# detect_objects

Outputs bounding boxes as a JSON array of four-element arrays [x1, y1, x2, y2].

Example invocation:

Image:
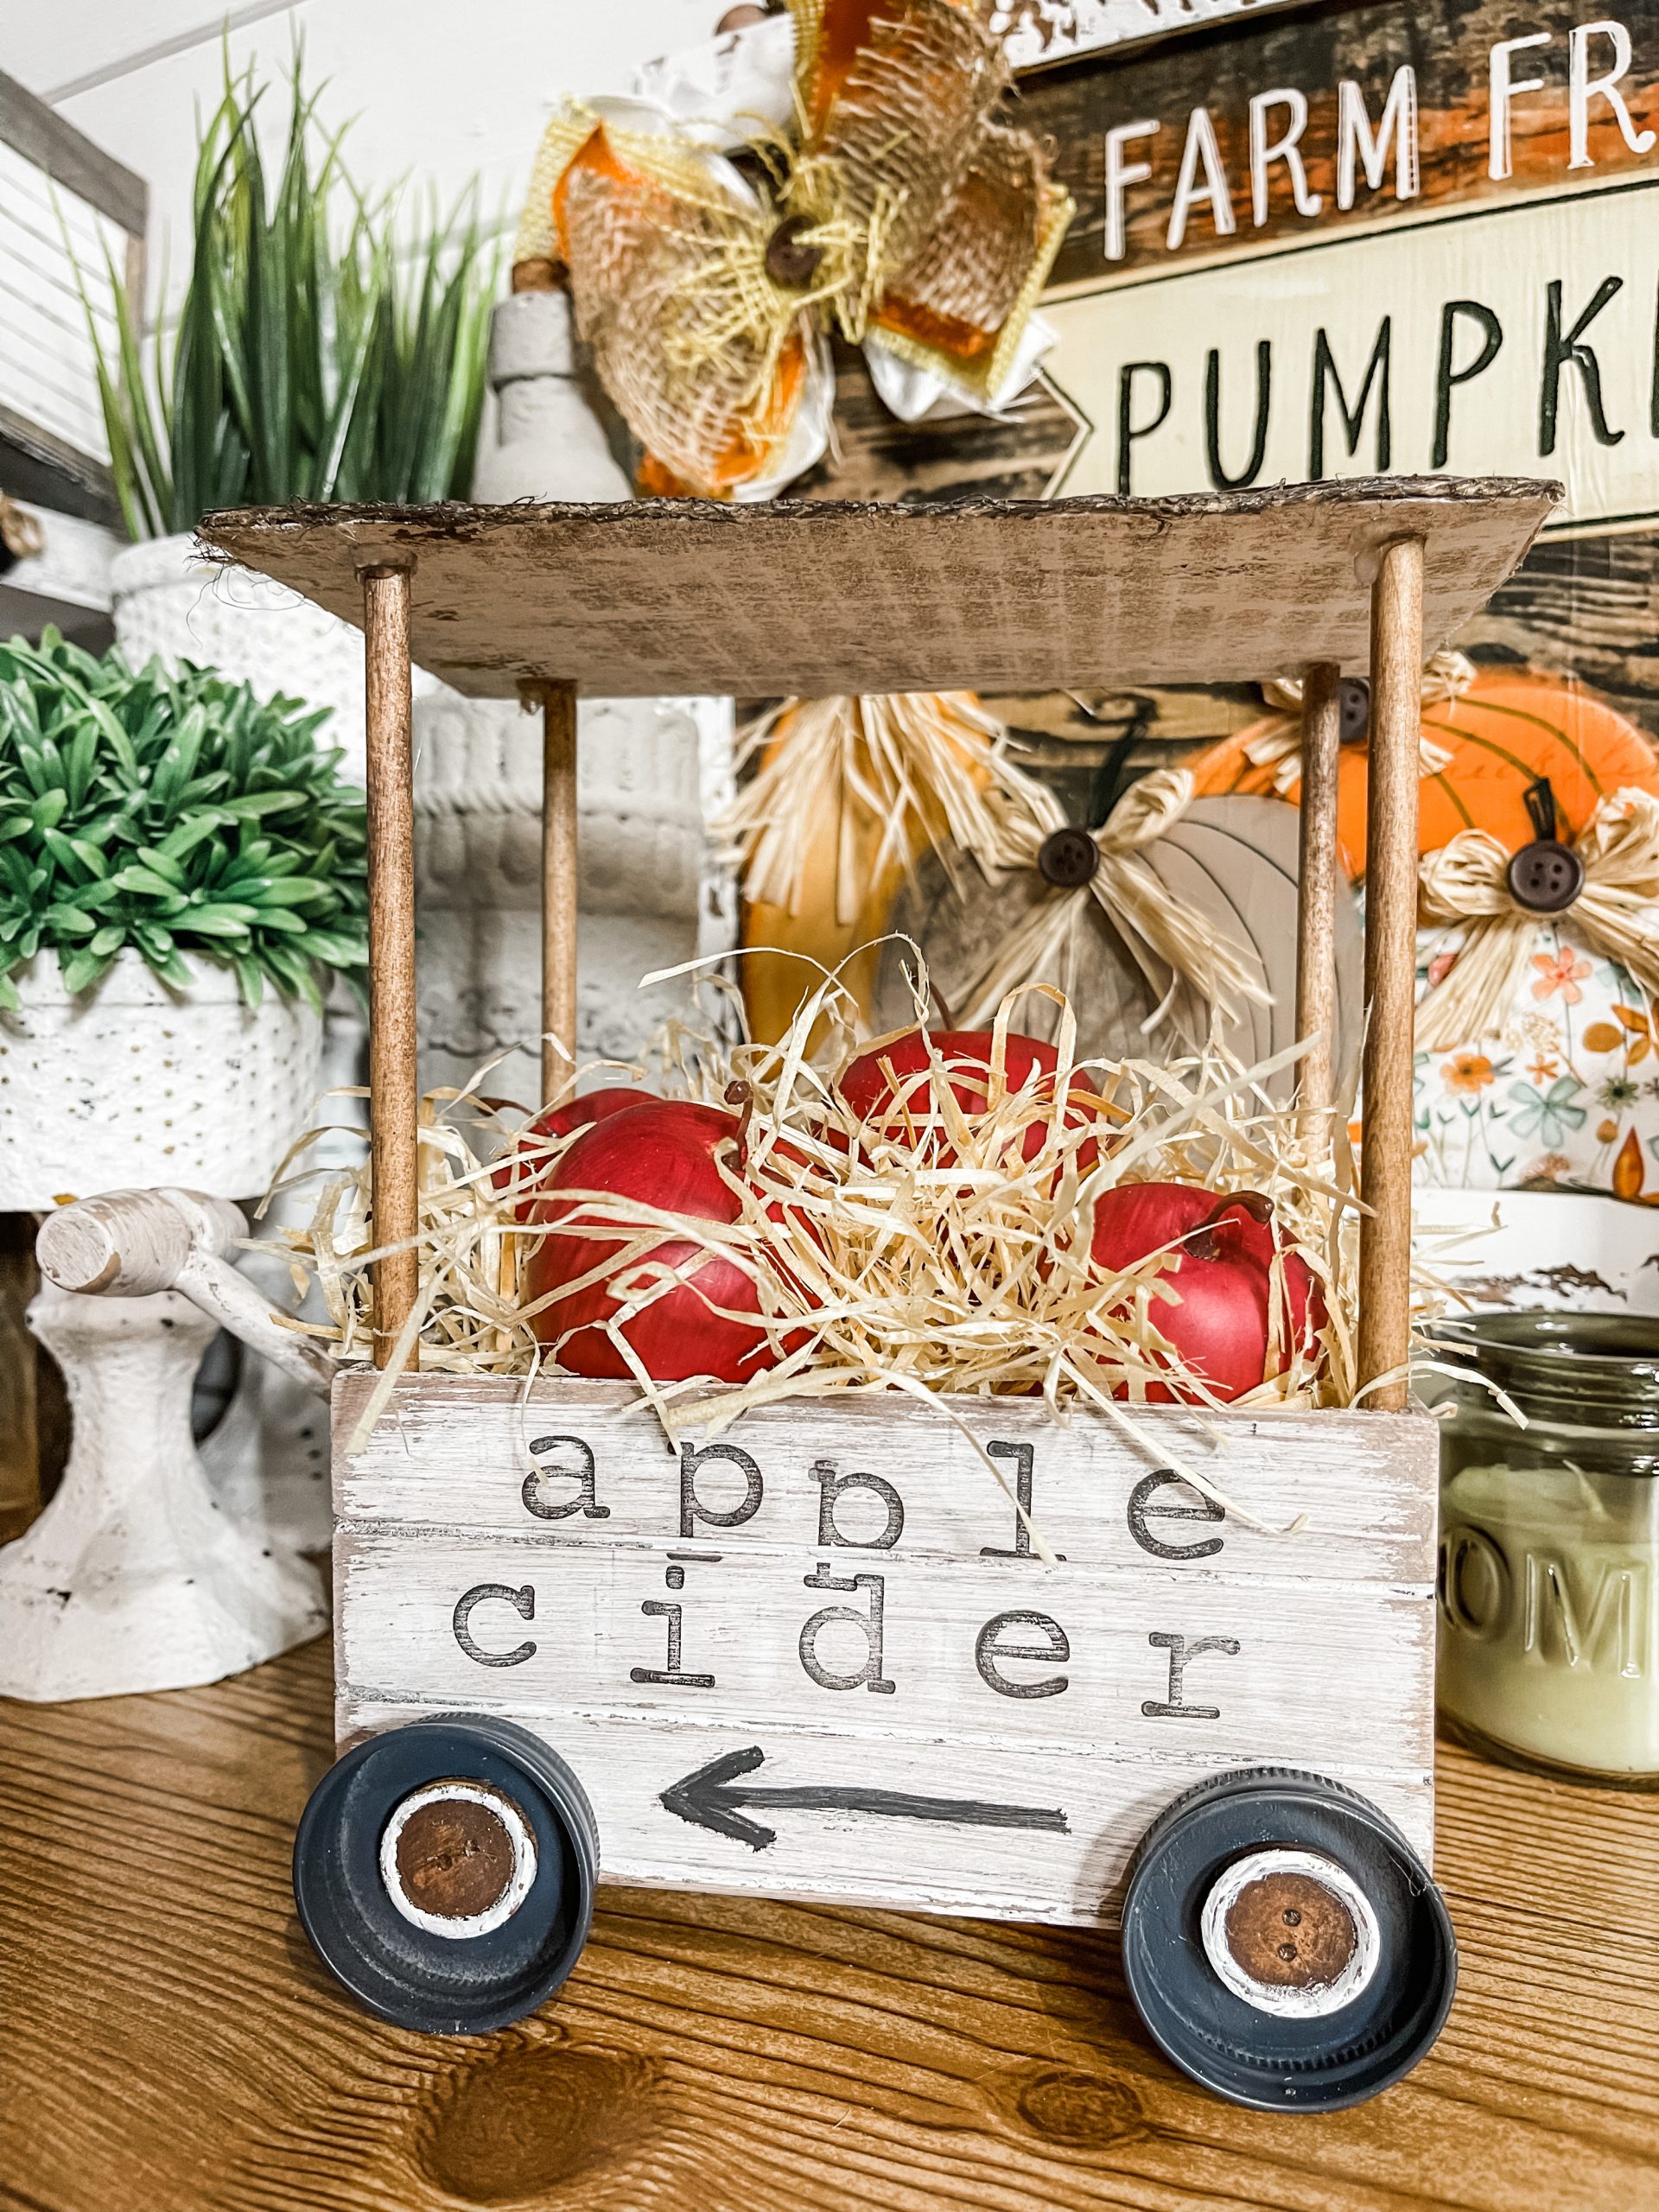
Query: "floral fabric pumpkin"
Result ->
[[1412, 915, 1659, 1196]]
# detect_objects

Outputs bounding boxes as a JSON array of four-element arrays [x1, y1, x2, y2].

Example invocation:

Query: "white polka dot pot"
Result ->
[[0, 950, 323, 1209], [111, 533, 444, 787]]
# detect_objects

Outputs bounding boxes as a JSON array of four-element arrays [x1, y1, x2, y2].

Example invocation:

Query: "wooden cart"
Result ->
[[193, 479, 1554, 2107]]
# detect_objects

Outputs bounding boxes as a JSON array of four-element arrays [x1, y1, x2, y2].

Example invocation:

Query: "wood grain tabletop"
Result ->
[[1, 1634, 1656, 2212]]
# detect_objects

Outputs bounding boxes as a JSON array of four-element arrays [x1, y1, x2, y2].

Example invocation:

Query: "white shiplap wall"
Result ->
[[0, 137, 126, 466]]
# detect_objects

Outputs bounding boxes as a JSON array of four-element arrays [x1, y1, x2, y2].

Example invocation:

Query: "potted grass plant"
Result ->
[[0, 628, 367, 1208], [81, 58, 498, 782]]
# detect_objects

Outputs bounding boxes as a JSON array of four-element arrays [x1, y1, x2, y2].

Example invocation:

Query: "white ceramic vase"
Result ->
[[111, 532, 446, 787], [416, 292, 737, 1101]]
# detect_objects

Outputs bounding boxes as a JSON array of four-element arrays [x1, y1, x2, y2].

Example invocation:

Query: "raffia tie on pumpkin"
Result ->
[[1247, 652, 1475, 795], [956, 768, 1271, 1035], [718, 691, 1052, 925], [1415, 787, 1659, 1051]]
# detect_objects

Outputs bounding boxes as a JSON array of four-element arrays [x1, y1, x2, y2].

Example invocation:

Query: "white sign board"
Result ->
[[0, 137, 124, 470], [335, 1377, 1438, 1924], [1045, 175, 1659, 535]]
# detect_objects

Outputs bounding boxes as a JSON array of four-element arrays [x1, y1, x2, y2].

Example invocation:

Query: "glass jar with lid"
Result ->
[[1421, 1313, 1659, 1787]]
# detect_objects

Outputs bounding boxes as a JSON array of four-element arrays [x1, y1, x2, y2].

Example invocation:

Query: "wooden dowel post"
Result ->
[[1294, 661, 1342, 1143], [362, 564, 420, 1372], [1357, 537, 1425, 1411], [538, 679, 580, 1109]]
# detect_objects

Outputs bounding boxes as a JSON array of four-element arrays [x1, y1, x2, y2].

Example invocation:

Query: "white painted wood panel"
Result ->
[[334, 1376, 1440, 1586], [0, 139, 124, 466], [992, 0, 1317, 73], [339, 1694, 1434, 1924], [333, 1377, 1438, 1923], [336, 1528, 1434, 1758]]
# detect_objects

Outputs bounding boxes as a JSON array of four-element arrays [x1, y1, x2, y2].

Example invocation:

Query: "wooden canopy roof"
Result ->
[[198, 475, 1558, 702]]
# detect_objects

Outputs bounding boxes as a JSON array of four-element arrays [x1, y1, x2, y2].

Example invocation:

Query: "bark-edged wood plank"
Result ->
[[1, 1638, 1656, 2212], [196, 480, 1559, 702]]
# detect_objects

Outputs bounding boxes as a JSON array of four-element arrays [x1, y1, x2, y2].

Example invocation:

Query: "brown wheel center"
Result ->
[[1223, 1870, 1358, 1991], [393, 1792, 518, 1922]]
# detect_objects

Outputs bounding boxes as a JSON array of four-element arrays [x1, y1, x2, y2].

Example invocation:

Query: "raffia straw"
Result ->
[[1247, 650, 1473, 793], [262, 952, 1450, 1539], [956, 768, 1271, 1039], [718, 691, 1051, 925]]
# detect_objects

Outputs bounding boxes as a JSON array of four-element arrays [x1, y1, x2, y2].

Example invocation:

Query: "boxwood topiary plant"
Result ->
[[0, 629, 367, 1011]]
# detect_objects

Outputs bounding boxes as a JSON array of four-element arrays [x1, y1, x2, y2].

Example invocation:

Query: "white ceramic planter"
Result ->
[[0, 950, 322, 1208], [111, 532, 438, 787], [414, 295, 738, 1102], [414, 689, 734, 1094]]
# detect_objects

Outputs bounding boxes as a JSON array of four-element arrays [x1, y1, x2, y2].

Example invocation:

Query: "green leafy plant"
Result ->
[[0, 629, 367, 1011], [80, 56, 497, 540]]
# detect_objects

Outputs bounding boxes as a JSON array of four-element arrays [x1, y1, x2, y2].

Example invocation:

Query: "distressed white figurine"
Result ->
[[0, 1190, 330, 1702]]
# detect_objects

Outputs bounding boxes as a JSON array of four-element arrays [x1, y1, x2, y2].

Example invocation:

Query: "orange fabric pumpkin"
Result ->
[[1187, 667, 1659, 877]]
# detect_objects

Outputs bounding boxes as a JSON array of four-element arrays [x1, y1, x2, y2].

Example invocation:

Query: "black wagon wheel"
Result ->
[[293, 1714, 598, 2034], [1121, 1766, 1456, 2112]]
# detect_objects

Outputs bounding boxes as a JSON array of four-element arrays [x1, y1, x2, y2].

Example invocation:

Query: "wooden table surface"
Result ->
[[2, 1635, 1656, 2212]]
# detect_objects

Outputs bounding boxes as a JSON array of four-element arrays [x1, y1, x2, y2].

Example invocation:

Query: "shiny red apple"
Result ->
[[1089, 1180, 1324, 1402], [840, 1027, 1102, 1164], [493, 1087, 658, 1217], [523, 1097, 791, 1382]]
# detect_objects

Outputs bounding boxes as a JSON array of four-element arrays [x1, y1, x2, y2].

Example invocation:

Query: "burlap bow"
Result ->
[[1415, 788, 1659, 1050], [956, 768, 1270, 1035], [515, 0, 1071, 499], [1246, 652, 1475, 794]]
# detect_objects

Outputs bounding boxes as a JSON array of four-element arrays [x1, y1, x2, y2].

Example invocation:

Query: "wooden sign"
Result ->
[[994, 0, 1319, 74], [334, 1376, 1438, 1923], [1043, 179, 1659, 529], [1015, 0, 1659, 531]]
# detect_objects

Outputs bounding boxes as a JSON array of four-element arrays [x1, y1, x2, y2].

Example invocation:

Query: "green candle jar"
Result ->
[[1421, 1313, 1659, 1788]]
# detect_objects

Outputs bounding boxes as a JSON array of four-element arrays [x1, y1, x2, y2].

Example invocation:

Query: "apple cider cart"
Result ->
[[75, 480, 1558, 2108]]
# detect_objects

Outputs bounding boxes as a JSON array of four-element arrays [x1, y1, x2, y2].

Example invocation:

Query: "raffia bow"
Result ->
[[719, 690, 1052, 924], [515, 0, 1071, 499], [1246, 652, 1475, 795], [1415, 787, 1659, 1050], [955, 768, 1271, 1034]]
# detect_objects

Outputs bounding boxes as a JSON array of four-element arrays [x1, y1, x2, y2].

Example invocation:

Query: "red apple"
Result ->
[[493, 1087, 658, 1217], [523, 1097, 791, 1382], [840, 1028, 1102, 1165], [1088, 1181, 1324, 1402]]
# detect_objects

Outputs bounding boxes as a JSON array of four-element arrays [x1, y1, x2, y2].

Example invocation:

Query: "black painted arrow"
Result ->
[[659, 1745, 1070, 1852]]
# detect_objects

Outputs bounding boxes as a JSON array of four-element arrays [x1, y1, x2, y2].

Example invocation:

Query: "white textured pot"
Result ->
[[111, 532, 448, 787], [0, 950, 322, 1208]]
